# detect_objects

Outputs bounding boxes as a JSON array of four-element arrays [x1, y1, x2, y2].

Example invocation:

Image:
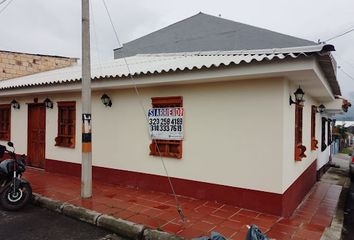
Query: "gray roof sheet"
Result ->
[[0, 44, 341, 96], [114, 13, 316, 59]]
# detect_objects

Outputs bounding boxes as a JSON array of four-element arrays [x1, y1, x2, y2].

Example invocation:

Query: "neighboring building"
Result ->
[[0, 13, 348, 217], [0, 50, 77, 80], [335, 92, 354, 121]]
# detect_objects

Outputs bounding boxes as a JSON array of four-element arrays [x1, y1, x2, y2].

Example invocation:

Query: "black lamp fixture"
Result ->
[[10, 99, 20, 109], [44, 98, 53, 109], [317, 104, 326, 113], [101, 93, 112, 107], [289, 86, 305, 105]]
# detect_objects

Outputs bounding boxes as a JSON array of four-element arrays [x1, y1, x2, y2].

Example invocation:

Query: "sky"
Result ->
[[0, 0, 354, 97]]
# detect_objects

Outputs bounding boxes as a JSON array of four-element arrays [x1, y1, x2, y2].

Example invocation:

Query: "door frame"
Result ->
[[27, 103, 46, 169]]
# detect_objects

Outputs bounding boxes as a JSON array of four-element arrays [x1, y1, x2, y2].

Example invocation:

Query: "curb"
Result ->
[[62, 203, 102, 225], [96, 214, 145, 240], [31, 193, 63, 213], [31, 193, 184, 240], [143, 229, 184, 240]]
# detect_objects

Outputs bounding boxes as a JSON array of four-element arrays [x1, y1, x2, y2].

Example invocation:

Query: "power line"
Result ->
[[338, 66, 354, 81], [0, 0, 13, 15], [333, 53, 354, 69], [100, 0, 185, 223], [0, 0, 8, 6], [325, 27, 354, 42], [101, 0, 122, 48]]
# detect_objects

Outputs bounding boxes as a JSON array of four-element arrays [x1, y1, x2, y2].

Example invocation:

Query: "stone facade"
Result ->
[[0, 51, 77, 80]]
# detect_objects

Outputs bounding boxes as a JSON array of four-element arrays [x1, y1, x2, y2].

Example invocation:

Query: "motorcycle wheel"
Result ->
[[0, 183, 32, 211]]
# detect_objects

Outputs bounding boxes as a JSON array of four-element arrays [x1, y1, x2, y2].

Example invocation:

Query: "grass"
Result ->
[[340, 147, 352, 154]]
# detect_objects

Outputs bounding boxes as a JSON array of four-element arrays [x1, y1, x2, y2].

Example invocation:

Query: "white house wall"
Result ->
[[282, 80, 323, 192], [1, 76, 333, 195], [0, 97, 28, 153], [0, 77, 286, 194], [92, 78, 285, 193], [0, 95, 82, 163]]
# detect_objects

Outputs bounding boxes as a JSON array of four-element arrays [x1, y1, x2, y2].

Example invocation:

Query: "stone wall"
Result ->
[[0, 51, 77, 80]]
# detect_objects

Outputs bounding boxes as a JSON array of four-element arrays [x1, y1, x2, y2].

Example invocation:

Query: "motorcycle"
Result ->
[[0, 141, 32, 210]]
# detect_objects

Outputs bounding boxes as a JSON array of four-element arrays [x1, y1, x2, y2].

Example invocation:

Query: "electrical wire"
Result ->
[[100, 0, 185, 223], [325, 27, 354, 42], [101, 0, 122, 48], [0, 0, 13, 15], [338, 66, 354, 81], [0, 0, 8, 6], [333, 52, 354, 70]]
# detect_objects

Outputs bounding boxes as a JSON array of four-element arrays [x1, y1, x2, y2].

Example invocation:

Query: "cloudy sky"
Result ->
[[1, 0, 354, 97]]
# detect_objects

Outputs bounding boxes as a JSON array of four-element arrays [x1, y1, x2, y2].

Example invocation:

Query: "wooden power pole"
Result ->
[[81, 0, 92, 198]]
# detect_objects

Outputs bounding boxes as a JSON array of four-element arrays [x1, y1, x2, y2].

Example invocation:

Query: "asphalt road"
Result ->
[[0, 204, 124, 240]]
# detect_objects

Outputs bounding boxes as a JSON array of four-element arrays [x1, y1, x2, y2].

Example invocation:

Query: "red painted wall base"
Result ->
[[45, 159, 317, 217]]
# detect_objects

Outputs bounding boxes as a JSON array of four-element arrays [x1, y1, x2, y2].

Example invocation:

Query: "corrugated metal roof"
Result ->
[[0, 44, 341, 96]]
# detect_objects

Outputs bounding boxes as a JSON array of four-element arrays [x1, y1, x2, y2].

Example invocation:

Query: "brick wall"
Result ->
[[0, 51, 77, 80]]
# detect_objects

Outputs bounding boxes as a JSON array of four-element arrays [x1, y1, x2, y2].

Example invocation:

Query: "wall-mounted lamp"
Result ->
[[317, 104, 326, 113], [289, 86, 305, 105], [10, 99, 20, 109], [44, 98, 53, 109], [101, 94, 112, 107]]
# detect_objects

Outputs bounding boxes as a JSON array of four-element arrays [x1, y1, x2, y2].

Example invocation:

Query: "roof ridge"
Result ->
[[135, 44, 332, 57]]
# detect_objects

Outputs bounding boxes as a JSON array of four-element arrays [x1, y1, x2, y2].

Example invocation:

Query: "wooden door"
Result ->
[[27, 104, 46, 168]]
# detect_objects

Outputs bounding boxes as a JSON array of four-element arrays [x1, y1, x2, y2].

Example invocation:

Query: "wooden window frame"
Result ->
[[294, 104, 306, 161], [321, 117, 327, 152], [149, 96, 183, 159], [311, 105, 318, 150], [0, 104, 11, 141], [55, 101, 76, 148]]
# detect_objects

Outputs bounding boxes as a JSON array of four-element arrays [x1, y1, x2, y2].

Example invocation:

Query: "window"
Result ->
[[0, 104, 10, 141], [327, 119, 332, 146], [321, 117, 327, 152], [55, 101, 76, 148], [149, 96, 183, 159], [294, 104, 306, 161], [311, 105, 318, 150]]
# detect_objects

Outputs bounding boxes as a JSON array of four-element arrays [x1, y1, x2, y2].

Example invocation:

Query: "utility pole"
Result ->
[[81, 0, 92, 198]]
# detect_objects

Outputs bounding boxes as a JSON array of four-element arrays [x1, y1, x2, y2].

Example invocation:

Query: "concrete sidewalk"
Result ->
[[320, 153, 351, 240], [25, 156, 349, 240]]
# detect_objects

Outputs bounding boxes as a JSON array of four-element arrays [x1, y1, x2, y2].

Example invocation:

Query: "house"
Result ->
[[0, 13, 348, 217]]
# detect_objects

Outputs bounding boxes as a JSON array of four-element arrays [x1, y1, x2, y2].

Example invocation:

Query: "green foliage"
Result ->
[[337, 124, 348, 139], [340, 147, 352, 154]]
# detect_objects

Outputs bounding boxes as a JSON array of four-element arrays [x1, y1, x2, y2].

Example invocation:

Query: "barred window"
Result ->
[[321, 117, 327, 152], [295, 104, 306, 161], [149, 96, 183, 159], [311, 105, 318, 150], [55, 101, 76, 148], [0, 104, 10, 141]]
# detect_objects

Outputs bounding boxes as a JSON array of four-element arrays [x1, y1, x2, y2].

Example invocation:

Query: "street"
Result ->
[[0, 204, 123, 240]]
